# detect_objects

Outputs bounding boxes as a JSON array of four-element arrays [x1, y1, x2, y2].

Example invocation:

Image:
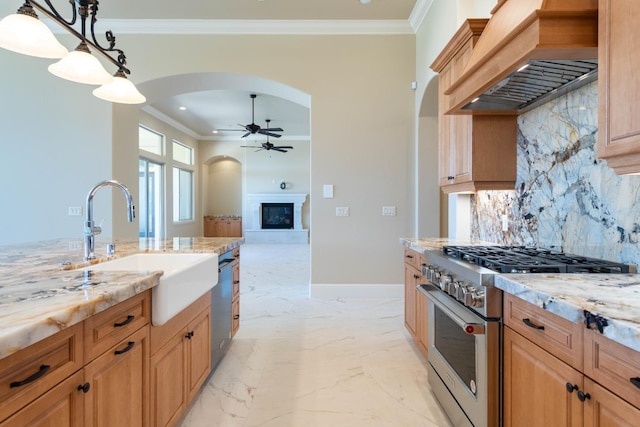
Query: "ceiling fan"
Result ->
[[241, 120, 294, 153], [218, 94, 284, 138]]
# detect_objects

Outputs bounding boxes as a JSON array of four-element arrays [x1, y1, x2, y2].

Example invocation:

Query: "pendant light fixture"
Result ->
[[0, 0, 145, 104]]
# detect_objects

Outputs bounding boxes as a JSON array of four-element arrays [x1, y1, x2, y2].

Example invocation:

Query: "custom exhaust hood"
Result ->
[[445, 0, 598, 114]]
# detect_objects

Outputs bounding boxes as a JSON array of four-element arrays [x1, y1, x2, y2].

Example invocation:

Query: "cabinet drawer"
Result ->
[[404, 248, 423, 270], [84, 291, 150, 362], [232, 298, 240, 338], [504, 293, 583, 369], [0, 322, 83, 421], [584, 329, 640, 409]]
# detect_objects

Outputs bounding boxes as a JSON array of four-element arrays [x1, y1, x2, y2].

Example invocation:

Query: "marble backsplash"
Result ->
[[471, 81, 640, 266]]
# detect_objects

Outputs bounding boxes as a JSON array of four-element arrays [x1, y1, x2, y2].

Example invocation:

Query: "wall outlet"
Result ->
[[382, 206, 396, 216], [501, 214, 509, 232], [68, 206, 82, 216], [336, 207, 350, 217]]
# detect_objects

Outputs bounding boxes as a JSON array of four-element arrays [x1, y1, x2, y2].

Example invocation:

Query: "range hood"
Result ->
[[444, 0, 598, 114]]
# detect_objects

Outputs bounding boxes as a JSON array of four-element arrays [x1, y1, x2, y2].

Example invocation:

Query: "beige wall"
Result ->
[[109, 34, 415, 288]]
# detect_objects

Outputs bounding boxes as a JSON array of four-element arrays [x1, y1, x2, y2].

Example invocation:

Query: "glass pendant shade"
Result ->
[[0, 13, 68, 58], [93, 71, 146, 104], [48, 42, 113, 85]]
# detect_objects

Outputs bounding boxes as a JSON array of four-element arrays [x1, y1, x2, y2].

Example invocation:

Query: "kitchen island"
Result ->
[[0, 236, 243, 427], [0, 237, 244, 359]]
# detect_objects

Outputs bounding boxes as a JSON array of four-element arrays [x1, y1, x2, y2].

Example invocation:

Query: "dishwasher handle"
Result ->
[[218, 258, 236, 270]]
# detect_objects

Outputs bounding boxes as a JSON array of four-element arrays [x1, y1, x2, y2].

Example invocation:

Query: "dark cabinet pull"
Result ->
[[566, 382, 578, 393], [577, 391, 591, 402], [9, 365, 51, 388], [630, 377, 640, 389], [233, 314, 240, 320], [114, 315, 135, 328], [413, 274, 420, 279], [233, 280, 240, 284], [522, 318, 545, 330], [185, 331, 194, 340], [406, 254, 414, 259], [114, 341, 135, 355], [77, 383, 91, 394]]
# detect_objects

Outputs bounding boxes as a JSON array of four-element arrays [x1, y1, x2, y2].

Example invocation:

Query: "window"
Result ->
[[139, 126, 164, 155], [173, 167, 193, 221], [173, 140, 193, 165], [139, 158, 164, 238]]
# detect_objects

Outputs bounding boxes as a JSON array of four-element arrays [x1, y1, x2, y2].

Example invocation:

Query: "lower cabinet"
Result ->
[[231, 247, 241, 337], [150, 292, 212, 427], [403, 248, 428, 355], [0, 291, 151, 427], [503, 293, 640, 427], [503, 327, 583, 427], [0, 371, 85, 427], [84, 326, 149, 427]]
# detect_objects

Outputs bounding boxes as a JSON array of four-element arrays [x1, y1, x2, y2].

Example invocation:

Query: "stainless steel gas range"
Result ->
[[417, 245, 629, 427]]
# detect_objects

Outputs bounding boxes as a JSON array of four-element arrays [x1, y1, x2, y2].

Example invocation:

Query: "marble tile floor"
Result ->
[[178, 244, 452, 427]]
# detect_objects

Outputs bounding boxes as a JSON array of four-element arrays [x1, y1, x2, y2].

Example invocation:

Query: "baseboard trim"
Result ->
[[310, 284, 403, 298]]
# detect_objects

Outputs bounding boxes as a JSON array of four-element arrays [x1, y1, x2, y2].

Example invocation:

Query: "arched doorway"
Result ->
[[111, 72, 311, 241]]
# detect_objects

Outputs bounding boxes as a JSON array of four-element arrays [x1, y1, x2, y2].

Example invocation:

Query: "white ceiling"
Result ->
[[108, 0, 420, 140]]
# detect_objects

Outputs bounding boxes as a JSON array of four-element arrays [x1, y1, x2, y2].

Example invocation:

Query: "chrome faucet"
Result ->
[[83, 180, 136, 261]]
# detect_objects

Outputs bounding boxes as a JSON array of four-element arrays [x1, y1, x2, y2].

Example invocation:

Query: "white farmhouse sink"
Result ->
[[84, 253, 219, 325]]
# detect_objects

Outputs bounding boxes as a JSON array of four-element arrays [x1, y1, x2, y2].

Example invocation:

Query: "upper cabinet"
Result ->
[[431, 19, 518, 193], [597, 0, 640, 174]]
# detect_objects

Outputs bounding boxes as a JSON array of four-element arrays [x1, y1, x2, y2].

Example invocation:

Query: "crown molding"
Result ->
[[409, 0, 434, 32], [69, 19, 415, 35]]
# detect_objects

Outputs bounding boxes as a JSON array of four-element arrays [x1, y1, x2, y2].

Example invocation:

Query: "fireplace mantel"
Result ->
[[245, 193, 308, 243]]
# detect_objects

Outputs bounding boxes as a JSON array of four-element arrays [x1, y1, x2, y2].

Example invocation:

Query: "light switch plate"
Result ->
[[336, 207, 350, 217], [382, 206, 396, 216], [323, 184, 334, 199]]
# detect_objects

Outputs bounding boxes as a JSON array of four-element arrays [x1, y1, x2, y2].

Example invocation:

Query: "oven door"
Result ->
[[418, 285, 500, 427]]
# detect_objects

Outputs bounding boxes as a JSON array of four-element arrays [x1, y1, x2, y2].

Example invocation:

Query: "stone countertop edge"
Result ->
[[0, 237, 245, 359]]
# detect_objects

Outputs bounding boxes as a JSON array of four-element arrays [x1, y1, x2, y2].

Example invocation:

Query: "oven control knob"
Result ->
[[440, 274, 452, 291], [431, 270, 441, 284], [454, 282, 467, 301], [465, 290, 485, 308]]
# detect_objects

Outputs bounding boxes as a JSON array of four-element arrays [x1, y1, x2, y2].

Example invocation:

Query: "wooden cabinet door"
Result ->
[[0, 370, 84, 427], [231, 298, 240, 338], [84, 326, 149, 427], [416, 288, 429, 356], [583, 378, 640, 427], [403, 263, 419, 339], [503, 327, 583, 427], [186, 308, 211, 401], [150, 332, 187, 427], [598, 0, 640, 173]]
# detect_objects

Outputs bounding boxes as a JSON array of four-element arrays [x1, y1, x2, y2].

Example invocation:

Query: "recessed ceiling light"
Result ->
[[212, 130, 218, 134], [179, 106, 187, 111], [360, 0, 371, 4]]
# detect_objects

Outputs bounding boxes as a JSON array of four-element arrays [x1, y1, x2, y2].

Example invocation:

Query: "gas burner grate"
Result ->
[[442, 246, 630, 274]]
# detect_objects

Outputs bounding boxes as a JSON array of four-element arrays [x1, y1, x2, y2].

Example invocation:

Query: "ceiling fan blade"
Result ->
[[242, 132, 252, 138], [275, 146, 294, 150], [259, 130, 282, 138], [264, 127, 284, 132], [272, 148, 288, 153]]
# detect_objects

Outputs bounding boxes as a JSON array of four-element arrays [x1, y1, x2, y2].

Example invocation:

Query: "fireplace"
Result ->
[[262, 203, 293, 229], [245, 193, 308, 243]]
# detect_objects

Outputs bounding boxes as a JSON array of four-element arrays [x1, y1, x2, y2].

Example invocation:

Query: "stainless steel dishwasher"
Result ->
[[210, 250, 236, 370]]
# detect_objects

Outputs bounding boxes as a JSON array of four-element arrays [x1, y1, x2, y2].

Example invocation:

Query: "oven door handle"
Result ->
[[417, 284, 485, 335]]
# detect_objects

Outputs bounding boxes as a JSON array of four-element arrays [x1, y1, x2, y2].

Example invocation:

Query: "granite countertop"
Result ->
[[401, 237, 640, 353], [0, 236, 244, 359], [495, 274, 640, 352]]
